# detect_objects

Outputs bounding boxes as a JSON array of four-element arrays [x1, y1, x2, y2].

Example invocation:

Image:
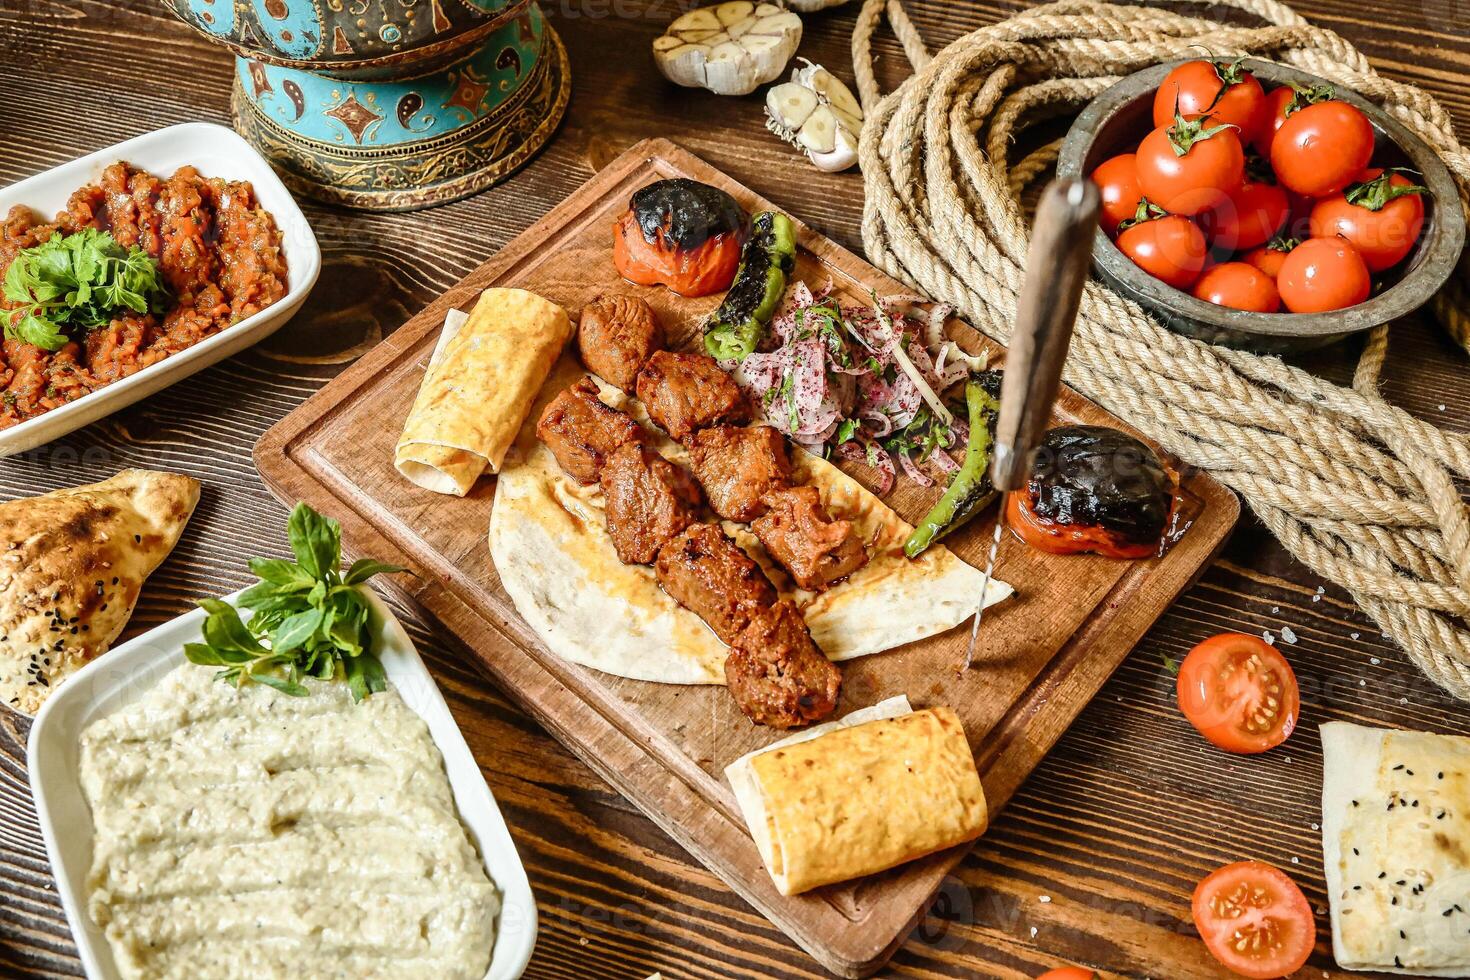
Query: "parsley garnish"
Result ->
[[2, 228, 169, 350], [184, 504, 405, 702]]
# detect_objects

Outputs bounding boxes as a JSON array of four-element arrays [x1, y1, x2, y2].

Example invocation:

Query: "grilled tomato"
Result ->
[[1006, 425, 1177, 560], [613, 178, 747, 297]]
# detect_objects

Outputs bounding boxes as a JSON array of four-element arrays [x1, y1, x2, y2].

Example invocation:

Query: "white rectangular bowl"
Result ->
[[0, 122, 321, 457], [27, 588, 538, 980]]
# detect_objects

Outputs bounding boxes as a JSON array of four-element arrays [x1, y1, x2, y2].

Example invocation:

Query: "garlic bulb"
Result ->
[[652, 2, 803, 97], [764, 59, 865, 172]]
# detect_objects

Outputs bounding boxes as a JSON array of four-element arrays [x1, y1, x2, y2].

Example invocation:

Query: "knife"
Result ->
[[963, 178, 1100, 670]]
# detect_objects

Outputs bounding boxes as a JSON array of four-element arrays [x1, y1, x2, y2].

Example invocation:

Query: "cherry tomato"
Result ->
[[1309, 168, 1427, 272], [1252, 86, 1297, 156], [1090, 153, 1144, 236], [1136, 119, 1245, 216], [1038, 970, 1099, 980], [1276, 237, 1372, 313], [1192, 861, 1316, 979], [1153, 59, 1268, 145], [1242, 238, 1298, 279], [1177, 633, 1299, 753], [1116, 213, 1209, 289], [1199, 179, 1289, 251], [1192, 262, 1282, 313], [1271, 100, 1375, 197]]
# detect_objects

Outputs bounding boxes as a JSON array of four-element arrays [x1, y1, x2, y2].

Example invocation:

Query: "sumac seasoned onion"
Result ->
[[613, 178, 747, 298], [1006, 425, 1177, 559]]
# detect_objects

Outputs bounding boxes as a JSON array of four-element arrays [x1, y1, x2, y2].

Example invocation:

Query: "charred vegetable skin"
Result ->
[[903, 371, 1002, 558], [704, 211, 797, 361], [613, 179, 748, 298], [1009, 425, 1176, 559]]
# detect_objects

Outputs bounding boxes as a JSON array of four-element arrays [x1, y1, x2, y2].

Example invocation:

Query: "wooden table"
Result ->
[[1, 2, 1467, 977]]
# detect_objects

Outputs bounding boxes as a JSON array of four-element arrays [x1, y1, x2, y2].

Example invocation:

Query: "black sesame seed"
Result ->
[[1394, 764, 1405, 771], [1393, 897, 1400, 906]]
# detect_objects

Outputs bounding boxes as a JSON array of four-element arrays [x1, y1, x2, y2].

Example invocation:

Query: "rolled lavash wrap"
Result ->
[[396, 287, 573, 496], [726, 696, 988, 896]]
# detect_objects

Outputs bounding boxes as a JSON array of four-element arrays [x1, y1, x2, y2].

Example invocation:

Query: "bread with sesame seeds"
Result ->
[[1321, 721, 1470, 975], [0, 469, 198, 715]]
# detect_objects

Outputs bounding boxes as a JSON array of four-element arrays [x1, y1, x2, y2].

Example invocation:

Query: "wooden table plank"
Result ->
[[2, 1, 1468, 977]]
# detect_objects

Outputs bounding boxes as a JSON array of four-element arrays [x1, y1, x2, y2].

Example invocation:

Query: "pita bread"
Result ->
[[396, 289, 573, 496], [489, 358, 1012, 685], [0, 470, 199, 715], [725, 697, 987, 895], [1321, 721, 1470, 975]]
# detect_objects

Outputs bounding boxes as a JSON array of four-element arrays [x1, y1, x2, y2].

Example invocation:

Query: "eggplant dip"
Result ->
[[79, 663, 499, 980]]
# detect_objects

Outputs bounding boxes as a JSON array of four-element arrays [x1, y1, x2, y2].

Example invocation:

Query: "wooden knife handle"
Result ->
[[990, 179, 1100, 492]]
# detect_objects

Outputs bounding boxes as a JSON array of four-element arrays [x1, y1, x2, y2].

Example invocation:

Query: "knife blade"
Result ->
[[961, 178, 1099, 671]]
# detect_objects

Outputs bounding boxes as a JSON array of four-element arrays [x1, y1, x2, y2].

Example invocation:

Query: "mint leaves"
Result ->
[[2, 228, 169, 350], [184, 503, 404, 702]]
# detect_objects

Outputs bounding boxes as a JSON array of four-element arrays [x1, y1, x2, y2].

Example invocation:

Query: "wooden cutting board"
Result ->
[[255, 138, 1239, 977]]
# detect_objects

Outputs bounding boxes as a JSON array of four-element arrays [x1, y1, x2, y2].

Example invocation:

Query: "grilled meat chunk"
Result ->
[[634, 350, 750, 442], [655, 523, 777, 644], [577, 293, 666, 392], [601, 441, 702, 565], [753, 486, 868, 592], [685, 424, 793, 523], [536, 376, 646, 485], [724, 600, 841, 729]]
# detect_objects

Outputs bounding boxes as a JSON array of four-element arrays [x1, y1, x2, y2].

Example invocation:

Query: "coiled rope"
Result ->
[[851, 0, 1470, 697]]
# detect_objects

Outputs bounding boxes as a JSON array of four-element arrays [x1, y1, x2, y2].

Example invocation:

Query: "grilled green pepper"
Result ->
[[704, 211, 797, 361], [903, 370, 1002, 558]]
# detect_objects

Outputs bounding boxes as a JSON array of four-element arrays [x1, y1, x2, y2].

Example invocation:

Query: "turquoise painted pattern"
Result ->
[[183, 0, 236, 37], [248, 0, 324, 59], [236, 4, 544, 146]]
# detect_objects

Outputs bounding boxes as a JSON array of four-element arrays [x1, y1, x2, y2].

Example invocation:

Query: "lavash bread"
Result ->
[[490, 359, 1012, 685], [0, 470, 200, 715], [1321, 721, 1470, 975], [725, 697, 988, 895], [396, 288, 574, 497]]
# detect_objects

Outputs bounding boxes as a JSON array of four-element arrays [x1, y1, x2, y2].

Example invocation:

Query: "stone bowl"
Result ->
[[164, 0, 525, 79], [1056, 59, 1465, 354]]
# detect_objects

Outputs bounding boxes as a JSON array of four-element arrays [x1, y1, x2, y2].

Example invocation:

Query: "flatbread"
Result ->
[[0, 469, 199, 715], [489, 358, 1012, 684], [396, 289, 573, 496], [1321, 720, 1470, 975], [725, 698, 987, 895]]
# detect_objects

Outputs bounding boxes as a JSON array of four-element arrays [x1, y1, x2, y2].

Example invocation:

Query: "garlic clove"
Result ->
[[808, 125, 859, 172], [797, 105, 839, 155], [653, 1, 802, 96], [767, 82, 818, 131]]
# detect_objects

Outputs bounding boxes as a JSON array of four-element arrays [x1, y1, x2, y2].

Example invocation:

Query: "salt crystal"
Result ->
[[1360, 679, 1367, 686], [1370, 656, 1379, 665], [1280, 626, 1297, 644], [1263, 631, 1276, 644], [1312, 594, 1321, 603], [1030, 926, 1038, 939], [1039, 895, 1051, 903], [1271, 606, 1280, 614], [1292, 856, 1300, 864], [1311, 823, 1320, 830], [1439, 404, 1447, 411]]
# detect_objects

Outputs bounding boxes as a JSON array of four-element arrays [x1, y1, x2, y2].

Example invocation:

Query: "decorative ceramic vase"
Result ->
[[165, 0, 570, 210]]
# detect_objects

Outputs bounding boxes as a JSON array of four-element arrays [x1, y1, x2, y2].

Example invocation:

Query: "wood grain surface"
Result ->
[[2, 1, 1469, 978]]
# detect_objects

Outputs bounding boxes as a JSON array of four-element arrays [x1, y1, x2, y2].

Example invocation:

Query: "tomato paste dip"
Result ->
[[0, 162, 288, 430]]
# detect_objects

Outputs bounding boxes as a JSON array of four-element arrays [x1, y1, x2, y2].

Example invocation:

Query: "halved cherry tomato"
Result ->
[[1309, 167, 1427, 272], [1276, 237, 1371, 313], [1242, 238, 1298, 279], [1136, 118, 1245, 217], [1192, 861, 1316, 979], [1192, 262, 1281, 313], [1116, 211, 1208, 289], [1153, 59, 1268, 145], [1177, 633, 1298, 753], [1199, 179, 1289, 252], [1271, 99, 1375, 197], [1090, 153, 1144, 235], [1038, 970, 1100, 980]]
